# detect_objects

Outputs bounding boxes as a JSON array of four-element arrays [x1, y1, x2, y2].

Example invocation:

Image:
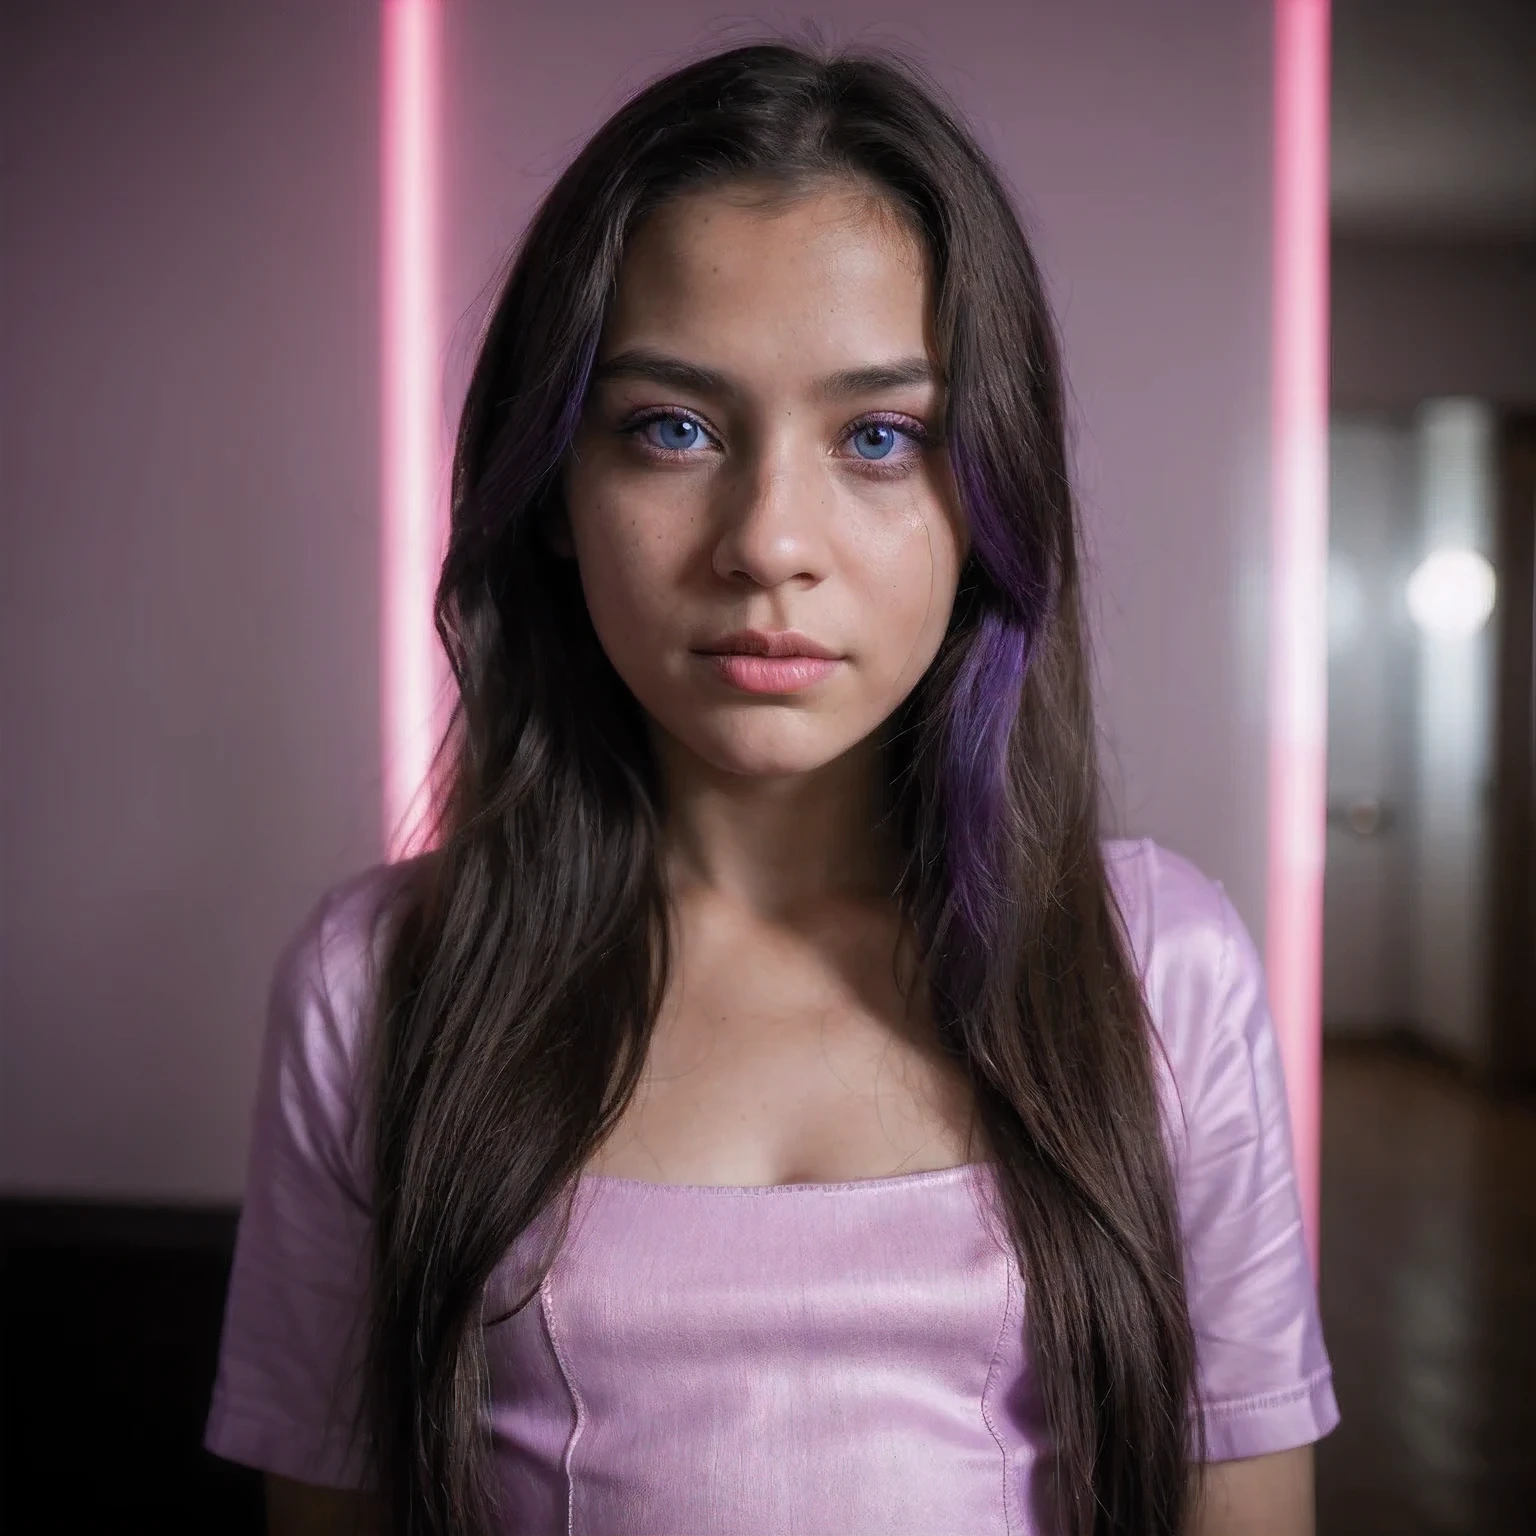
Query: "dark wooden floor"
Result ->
[[1, 1042, 1530, 1533], [1316, 1043, 1536, 1535]]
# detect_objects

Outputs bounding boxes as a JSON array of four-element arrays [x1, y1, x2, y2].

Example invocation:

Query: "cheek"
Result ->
[[576, 536, 653, 659], [847, 502, 963, 683], [566, 491, 686, 663]]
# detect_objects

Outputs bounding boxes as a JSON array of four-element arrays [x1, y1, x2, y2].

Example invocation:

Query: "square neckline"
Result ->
[[576, 1160, 998, 1195]]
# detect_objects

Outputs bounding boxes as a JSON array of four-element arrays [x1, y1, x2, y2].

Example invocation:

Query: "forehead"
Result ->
[[599, 181, 937, 377]]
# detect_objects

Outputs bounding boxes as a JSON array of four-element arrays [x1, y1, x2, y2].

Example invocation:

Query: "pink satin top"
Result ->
[[204, 839, 1339, 1532]]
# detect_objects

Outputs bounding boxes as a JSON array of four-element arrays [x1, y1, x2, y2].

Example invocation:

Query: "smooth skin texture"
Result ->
[[267, 178, 1314, 1534]]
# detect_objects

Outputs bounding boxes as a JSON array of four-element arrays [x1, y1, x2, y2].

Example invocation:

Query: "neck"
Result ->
[[652, 728, 898, 918]]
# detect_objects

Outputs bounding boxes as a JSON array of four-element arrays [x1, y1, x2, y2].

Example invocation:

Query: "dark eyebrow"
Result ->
[[588, 347, 943, 402]]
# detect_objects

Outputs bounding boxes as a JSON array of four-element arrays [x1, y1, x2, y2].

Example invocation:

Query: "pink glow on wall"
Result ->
[[381, 0, 445, 860], [1267, 0, 1331, 1268]]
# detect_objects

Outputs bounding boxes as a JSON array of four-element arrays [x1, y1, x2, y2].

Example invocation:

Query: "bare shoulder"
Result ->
[[265, 1473, 387, 1536]]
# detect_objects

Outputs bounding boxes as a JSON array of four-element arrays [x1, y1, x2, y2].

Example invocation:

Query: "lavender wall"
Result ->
[[1, 4, 385, 1200], [1, 1, 1276, 1201]]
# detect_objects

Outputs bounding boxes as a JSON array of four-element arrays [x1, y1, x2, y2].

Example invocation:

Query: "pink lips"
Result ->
[[694, 630, 843, 695]]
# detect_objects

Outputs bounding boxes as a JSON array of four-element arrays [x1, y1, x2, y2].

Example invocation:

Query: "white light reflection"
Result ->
[[1406, 548, 1496, 638]]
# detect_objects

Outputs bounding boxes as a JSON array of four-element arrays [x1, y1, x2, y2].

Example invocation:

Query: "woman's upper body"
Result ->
[[211, 38, 1339, 1536], [206, 837, 1337, 1535]]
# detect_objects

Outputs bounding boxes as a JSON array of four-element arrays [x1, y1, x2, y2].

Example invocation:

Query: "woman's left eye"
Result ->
[[847, 420, 915, 462]]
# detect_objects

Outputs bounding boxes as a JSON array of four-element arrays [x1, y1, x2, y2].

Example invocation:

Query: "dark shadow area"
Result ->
[[0, 1202, 264, 1535]]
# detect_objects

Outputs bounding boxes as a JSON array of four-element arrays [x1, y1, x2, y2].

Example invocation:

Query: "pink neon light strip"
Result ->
[[381, 0, 443, 860], [1267, 0, 1331, 1269]]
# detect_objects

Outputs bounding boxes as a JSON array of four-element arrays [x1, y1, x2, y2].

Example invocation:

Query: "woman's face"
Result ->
[[560, 178, 966, 780]]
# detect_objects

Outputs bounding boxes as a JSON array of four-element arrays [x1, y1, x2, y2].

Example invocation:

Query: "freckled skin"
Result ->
[[558, 180, 967, 781]]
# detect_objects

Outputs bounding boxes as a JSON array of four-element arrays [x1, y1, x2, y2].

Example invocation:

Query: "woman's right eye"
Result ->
[[624, 411, 715, 456]]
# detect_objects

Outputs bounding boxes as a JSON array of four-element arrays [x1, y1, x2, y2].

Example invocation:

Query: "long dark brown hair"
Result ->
[[361, 36, 1201, 1536]]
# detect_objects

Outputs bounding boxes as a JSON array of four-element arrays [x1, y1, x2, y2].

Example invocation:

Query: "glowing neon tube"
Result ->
[[1267, 0, 1331, 1269], [381, 0, 444, 860]]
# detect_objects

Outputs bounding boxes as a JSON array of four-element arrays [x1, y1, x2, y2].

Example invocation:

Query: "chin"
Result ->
[[675, 714, 867, 781]]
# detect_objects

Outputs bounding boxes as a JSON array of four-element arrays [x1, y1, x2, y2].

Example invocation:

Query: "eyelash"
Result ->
[[619, 408, 933, 480]]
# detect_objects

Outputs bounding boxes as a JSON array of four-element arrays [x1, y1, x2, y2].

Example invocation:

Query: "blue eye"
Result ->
[[851, 422, 901, 460], [642, 414, 705, 452], [625, 409, 925, 469]]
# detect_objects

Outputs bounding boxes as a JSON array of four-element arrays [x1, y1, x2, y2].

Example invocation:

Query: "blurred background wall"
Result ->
[[1318, 13, 1536, 1521], [1332, 240, 1536, 411], [1, 0, 1276, 1203], [1, 4, 386, 1203], [1322, 0, 1536, 1071]]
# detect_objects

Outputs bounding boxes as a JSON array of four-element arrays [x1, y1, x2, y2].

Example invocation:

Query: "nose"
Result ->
[[709, 430, 833, 590]]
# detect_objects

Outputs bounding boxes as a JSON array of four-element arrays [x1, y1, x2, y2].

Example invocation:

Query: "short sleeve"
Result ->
[[203, 874, 391, 1488], [1171, 876, 1341, 1461]]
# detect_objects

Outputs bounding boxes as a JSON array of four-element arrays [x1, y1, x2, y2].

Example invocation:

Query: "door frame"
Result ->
[[1487, 412, 1536, 1094]]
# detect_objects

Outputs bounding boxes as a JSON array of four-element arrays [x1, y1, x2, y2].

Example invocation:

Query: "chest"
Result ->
[[584, 906, 986, 1187], [481, 1166, 1031, 1535]]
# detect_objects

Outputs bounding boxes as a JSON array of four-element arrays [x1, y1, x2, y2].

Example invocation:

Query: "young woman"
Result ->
[[206, 39, 1338, 1536]]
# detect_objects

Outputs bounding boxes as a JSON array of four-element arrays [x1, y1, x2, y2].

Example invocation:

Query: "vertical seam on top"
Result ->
[[539, 1268, 585, 1536], [979, 1231, 1019, 1536]]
